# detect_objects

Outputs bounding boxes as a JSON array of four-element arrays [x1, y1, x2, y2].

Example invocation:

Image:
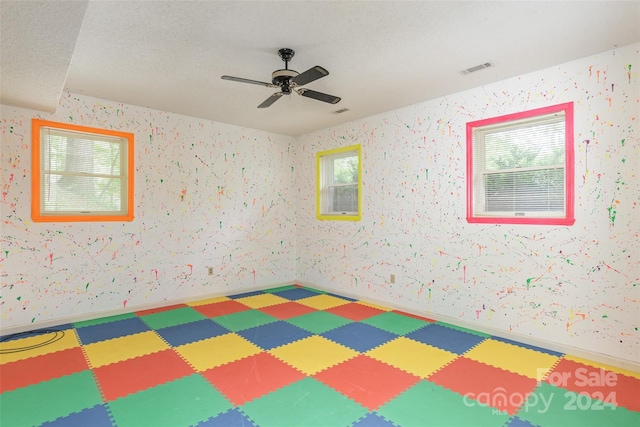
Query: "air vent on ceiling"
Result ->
[[332, 108, 350, 114], [460, 62, 493, 75]]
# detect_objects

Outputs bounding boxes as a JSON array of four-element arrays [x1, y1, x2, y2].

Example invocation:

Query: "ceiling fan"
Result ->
[[221, 48, 341, 108]]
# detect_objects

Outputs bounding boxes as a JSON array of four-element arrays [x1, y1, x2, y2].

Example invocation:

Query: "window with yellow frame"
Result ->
[[316, 144, 362, 221], [32, 119, 134, 222]]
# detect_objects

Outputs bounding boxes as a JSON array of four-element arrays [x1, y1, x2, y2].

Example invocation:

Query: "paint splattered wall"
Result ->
[[295, 44, 639, 362], [1, 95, 297, 327]]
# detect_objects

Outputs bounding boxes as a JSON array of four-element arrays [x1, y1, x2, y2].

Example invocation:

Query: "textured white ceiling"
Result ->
[[2, 1, 639, 136]]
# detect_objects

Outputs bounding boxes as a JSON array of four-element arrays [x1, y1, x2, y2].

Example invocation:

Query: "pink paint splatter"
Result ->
[[187, 264, 193, 274], [49, 253, 53, 266], [123, 300, 128, 308]]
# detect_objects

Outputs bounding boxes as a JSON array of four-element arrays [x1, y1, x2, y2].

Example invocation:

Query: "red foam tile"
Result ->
[[0, 347, 88, 393], [258, 302, 316, 320], [547, 359, 640, 411], [325, 303, 386, 321], [202, 352, 304, 405], [429, 356, 537, 415], [135, 303, 188, 316], [314, 354, 420, 410], [392, 310, 435, 322], [191, 300, 251, 318], [93, 349, 194, 401]]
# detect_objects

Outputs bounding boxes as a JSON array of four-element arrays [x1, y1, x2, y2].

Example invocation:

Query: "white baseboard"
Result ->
[[296, 280, 640, 373]]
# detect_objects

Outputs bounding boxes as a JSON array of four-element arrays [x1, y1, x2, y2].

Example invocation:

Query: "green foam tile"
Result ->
[[74, 312, 137, 328], [285, 310, 351, 334], [108, 374, 231, 427], [262, 285, 300, 293], [516, 382, 640, 427], [140, 307, 206, 329], [211, 309, 278, 331], [377, 380, 509, 427], [240, 377, 367, 427], [435, 321, 491, 338], [0, 370, 102, 427], [362, 311, 431, 335]]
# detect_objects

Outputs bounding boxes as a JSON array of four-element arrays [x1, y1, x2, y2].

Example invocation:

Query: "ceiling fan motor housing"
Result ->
[[272, 69, 299, 91]]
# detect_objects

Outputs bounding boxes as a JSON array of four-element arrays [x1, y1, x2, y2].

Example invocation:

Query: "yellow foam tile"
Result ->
[[563, 355, 640, 380], [356, 301, 393, 311], [464, 339, 559, 379], [296, 294, 351, 310], [234, 293, 289, 309], [0, 329, 80, 364], [269, 335, 358, 375], [83, 331, 168, 368], [367, 337, 457, 378], [176, 333, 261, 371], [187, 296, 230, 307]]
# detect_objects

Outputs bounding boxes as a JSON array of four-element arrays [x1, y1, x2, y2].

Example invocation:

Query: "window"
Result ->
[[466, 102, 574, 225], [316, 144, 362, 221], [32, 119, 134, 222]]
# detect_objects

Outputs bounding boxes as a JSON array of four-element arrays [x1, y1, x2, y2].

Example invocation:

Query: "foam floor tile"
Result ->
[[74, 313, 137, 328], [296, 294, 352, 310], [240, 377, 368, 427], [75, 317, 150, 345], [155, 318, 229, 347], [324, 302, 386, 321], [464, 338, 560, 379], [391, 309, 435, 322], [361, 311, 432, 335], [406, 323, 487, 354], [435, 321, 489, 337], [352, 413, 397, 427], [139, 306, 207, 329], [491, 336, 563, 357], [83, 330, 169, 368], [314, 354, 420, 410], [367, 337, 457, 378], [0, 346, 88, 393], [269, 335, 358, 375], [196, 408, 256, 426], [212, 309, 278, 332], [135, 303, 188, 316], [192, 299, 252, 318], [321, 322, 398, 352], [93, 348, 195, 400], [108, 374, 231, 427], [284, 310, 351, 334], [271, 287, 322, 300], [0, 328, 79, 364], [186, 296, 230, 306], [257, 301, 317, 319], [176, 333, 262, 371], [0, 370, 102, 427], [546, 358, 640, 411], [516, 382, 640, 427], [202, 352, 305, 405], [227, 290, 267, 299], [234, 293, 290, 308], [428, 356, 538, 415], [377, 380, 510, 427], [563, 354, 640, 380], [39, 404, 114, 427], [238, 321, 311, 350]]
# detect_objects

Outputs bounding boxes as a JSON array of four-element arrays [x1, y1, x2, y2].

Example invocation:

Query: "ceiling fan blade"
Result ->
[[221, 75, 273, 87], [258, 92, 284, 108], [292, 66, 329, 86], [297, 88, 341, 104]]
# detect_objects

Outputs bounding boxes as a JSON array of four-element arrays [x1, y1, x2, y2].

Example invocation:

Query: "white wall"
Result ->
[[295, 44, 639, 362], [1, 94, 297, 327]]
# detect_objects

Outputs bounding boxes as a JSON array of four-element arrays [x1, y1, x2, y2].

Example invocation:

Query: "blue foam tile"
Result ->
[[322, 323, 397, 352], [40, 404, 114, 427], [238, 321, 311, 350], [156, 319, 229, 347], [325, 292, 357, 302], [227, 290, 267, 299], [405, 324, 485, 354], [351, 412, 396, 427], [194, 408, 256, 426], [75, 317, 150, 345], [506, 415, 540, 427], [272, 287, 322, 301], [490, 336, 564, 357]]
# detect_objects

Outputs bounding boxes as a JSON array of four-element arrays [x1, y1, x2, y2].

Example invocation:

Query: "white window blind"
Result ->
[[40, 127, 128, 216], [472, 112, 566, 218], [321, 151, 359, 215]]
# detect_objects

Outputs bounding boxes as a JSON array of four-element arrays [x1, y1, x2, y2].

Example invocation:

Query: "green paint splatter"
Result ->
[[160, 179, 164, 183], [17, 296, 21, 301], [425, 169, 429, 180], [621, 158, 626, 163], [86, 283, 90, 291], [526, 278, 534, 289], [607, 202, 617, 225], [566, 259, 574, 265], [621, 139, 625, 146], [602, 314, 608, 318], [4, 250, 8, 258]]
